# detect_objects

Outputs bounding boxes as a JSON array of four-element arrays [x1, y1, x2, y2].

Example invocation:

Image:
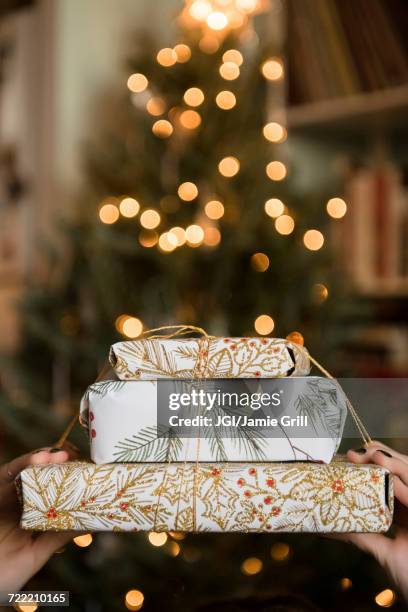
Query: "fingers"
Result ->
[[31, 531, 76, 570], [0, 444, 79, 484], [348, 441, 408, 466]]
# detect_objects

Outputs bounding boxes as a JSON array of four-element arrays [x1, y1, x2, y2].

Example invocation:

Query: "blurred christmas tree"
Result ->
[[0, 2, 395, 611]]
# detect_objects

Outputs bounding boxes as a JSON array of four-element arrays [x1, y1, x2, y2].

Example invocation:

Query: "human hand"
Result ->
[[0, 444, 79, 591], [335, 442, 408, 602]]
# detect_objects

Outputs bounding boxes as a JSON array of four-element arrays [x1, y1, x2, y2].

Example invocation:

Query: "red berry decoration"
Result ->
[[89, 411, 94, 421], [91, 428, 96, 438]]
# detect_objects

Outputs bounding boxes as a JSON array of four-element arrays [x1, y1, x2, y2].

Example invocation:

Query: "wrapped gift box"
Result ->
[[80, 377, 347, 464], [109, 336, 310, 380], [18, 460, 392, 533]]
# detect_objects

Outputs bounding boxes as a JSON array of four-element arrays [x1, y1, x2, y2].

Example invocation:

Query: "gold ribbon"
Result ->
[[54, 324, 372, 532]]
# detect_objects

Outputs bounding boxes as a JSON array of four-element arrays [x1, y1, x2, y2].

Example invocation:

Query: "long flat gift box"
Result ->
[[80, 377, 347, 464], [109, 336, 310, 380], [18, 460, 393, 533]]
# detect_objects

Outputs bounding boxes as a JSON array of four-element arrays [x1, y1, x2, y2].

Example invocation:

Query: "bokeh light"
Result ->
[[119, 197, 140, 218], [241, 557, 263, 575], [174, 43, 191, 63], [158, 232, 178, 252], [312, 283, 329, 303], [99, 203, 119, 224], [183, 87, 205, 107], [251, 252, 270, 272], [138, 230, 158, 248], [73, 534, 93, 548], [215, 90, 236, 109], [270, 542, 290, 561], [148, 532, 168, 546], [204, 226, 221, 247], [266, 161, 287, 181], [261, 57, 284, 80], [178, 181, 198, 201], [263, 122, 287, 143], [125, 589, 144, 611], [152, 119, 173, 138], [207, 11, 228, 30], [303, 229, 324, 251], [179, 109, 202, 129], [222, 49, 244, 66], [122, 317, 143, 338], [146, 97, 166, 116], [127, 73, 148, 93], [375, 589, 395, 608], [219, 62, 240, 80], [157, 47, 177, 67], [326, 197, 347, 219], [254, 314, 275, 335], [204, 200, 224, 220], [264, 198, 284, 218], [140, 209, 161, 229], [275, 214, 294, 235], [218, 156, 240, 177], [186, 224, 205, 245]]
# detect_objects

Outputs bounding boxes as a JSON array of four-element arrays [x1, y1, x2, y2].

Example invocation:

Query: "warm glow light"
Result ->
[[261, 57, 284, 80], [174, 43, 191, 63], [340, 577, 352, 591], [99, 203, 119, 224], [254, 314, 275, 335], [266, 161, 287, 181], [178, 181, 198, 201], [207, 11, 228, 30], [215, 90, 236, 110], [157, 47, 177, 67], [167, 541, 181, 556], [222, 49, 244, 66], [186, 224, 205, 245], [122, 317, 143, 338], [168, 226, 186, 247], [120, 197, 140, 218], [73, 533, 93, 548], [204, 200, 224, 220], [199, 34, 220, 54], [303, 229, 324, 251], [326, 197, 347, 219], [375, 589, 395, 608], [263, 122, 287, 143], [127, 73, 148, 93], [189, 0, 212, 20], [146, 97, 166, 116], [179, 109, 202, 129], [218, 156, 240, 177], [275, 215, 295, 235], [152, 119, 173, 138], [237, 0, 258, 10], [241, 557, 263, 575], [148, 532, 168, 546], [219, 61, 240, 80], [138, 230, 158, 248], [140, 209, 161, 229], [204, 226, 221, 247], [158, 232, 178, 252], [270, 542, 290, 561], [251, 252, 269, 272], [312, 283, 329, 303], [183, 87, 205, 107], [16, 605, 39, 612], [264, 198, 284, 218], [125, 589, 144, 611]]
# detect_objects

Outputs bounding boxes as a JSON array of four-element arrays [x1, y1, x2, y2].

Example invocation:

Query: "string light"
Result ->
[[157, 47, 177, 67], [140, 209, 161, 229], [199, 34, 220, 54], [204, 226, 221, 246], [127, 73, 148, 93], [148, 532, 168, 546], [169, 531, 186, 540], [261, 57, 284, 80], [251, 252, 269, 272], [183, 87, 205, 107], [138, 230, 158, 247], [167, 541, 181, 556], [265, 198, 284, 218], [73, 534, 93, 548], [303, 229, 324, 251], [215, 90, 236, 109], [152, 119, 173, 138], [375, 589, 395, 608], [186, 224, 205, 246], [241, 557, 263, 575], [266, 161, 287, 181], [275, 214, 294, 235], [169, 226, 186, 246], [218, 156, 240, 177], [16, 604, 38, 612], [119, 197, 140, 218], [179, 109, 202, 129], [326, 197, 347, 219], [189, 0, 212, 20], [121, 317, 143, 338], [99, 203, 119, 224], [270, 542, 290, 561], [340, 577, 352, 591], [146, 97, 166, 116], [204, 200, 224, 219], [125, 589, 144, 611], [254, 314, 274, 335], [286, 331, 304, 346], [207, 11, 229, 30], [174, 43, 191, 63], [219, 61, 240, 80], [158, 232, 178, 252], [222, 49, 243, 65], [312, 283, 329, 303], [178, 181, 198, 201], [263, 122, 287, 143]]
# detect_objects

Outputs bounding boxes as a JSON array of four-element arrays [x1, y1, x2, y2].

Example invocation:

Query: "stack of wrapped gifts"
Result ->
[[18, 333, 393, 533]]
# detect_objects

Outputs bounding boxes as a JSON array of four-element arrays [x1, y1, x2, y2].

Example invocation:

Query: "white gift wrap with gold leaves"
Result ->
[[79, 377, 347, 464], [109, 337, 310, 380], [18, 460, 392, 533]]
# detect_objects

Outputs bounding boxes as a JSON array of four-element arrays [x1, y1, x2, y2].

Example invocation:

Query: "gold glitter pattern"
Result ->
[[19, 460, 392, 533], [109, 337, 310, 380]]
